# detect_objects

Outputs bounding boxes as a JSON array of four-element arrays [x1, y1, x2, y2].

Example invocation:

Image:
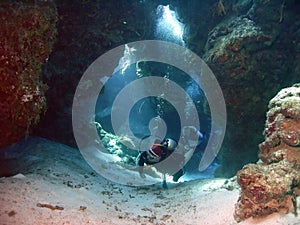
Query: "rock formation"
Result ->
[[0, 2, 57, 148], [204, 0, 300, 177], [234, 84, 300, 222]]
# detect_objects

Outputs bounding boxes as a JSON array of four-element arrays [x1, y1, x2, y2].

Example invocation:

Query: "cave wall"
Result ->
[[203, 0, 300, 177], [0, 1, 57, 148]]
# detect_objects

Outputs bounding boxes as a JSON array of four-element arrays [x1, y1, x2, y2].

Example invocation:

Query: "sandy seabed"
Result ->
[[0, 137, 299, 225]]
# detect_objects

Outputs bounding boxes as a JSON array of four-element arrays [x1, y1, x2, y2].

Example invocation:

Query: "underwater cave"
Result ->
[[0, 0, 299, 224]]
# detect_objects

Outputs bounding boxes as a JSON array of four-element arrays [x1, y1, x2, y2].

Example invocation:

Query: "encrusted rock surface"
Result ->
[[0, 2, 57, 148], [234, 84, 300, 222], [260, 84, 300, 164], [205, 0, 300, 177]]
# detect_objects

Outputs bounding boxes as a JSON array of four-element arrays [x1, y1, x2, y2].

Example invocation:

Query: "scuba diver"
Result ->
[[137, 127, 204, 188], [136, 138, 186, 188]]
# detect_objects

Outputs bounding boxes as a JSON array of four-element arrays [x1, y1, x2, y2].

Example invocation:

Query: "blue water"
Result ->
[[95, 61, 216, 180]]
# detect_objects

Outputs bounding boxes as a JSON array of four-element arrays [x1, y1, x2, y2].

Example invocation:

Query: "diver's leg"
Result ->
[[162, 173, 167, 189], [173, 169, 184, 182]]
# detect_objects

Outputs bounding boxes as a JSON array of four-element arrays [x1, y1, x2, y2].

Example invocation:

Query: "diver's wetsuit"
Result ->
[[137, 145, 184, 182]]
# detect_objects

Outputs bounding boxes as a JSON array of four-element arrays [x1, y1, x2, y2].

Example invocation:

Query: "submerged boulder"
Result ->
[[234, 84, 300, 222]]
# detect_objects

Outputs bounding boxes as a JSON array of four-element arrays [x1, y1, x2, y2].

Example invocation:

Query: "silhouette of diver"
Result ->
[[137, 138, 186, 188], [137, 126, 204, 188]]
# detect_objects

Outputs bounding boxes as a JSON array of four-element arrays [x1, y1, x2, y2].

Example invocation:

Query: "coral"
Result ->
[[94, 122, 138, 165], [205, 15, 274, 178], [235, 161, 298, 222], [234, 84, 300, 222], [204, 16, 268, 64], [0, 2, 57, 148], [260, 84, 300, 164]]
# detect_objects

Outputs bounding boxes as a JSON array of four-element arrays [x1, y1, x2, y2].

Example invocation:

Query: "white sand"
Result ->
[[0, 137, 299, 225]]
